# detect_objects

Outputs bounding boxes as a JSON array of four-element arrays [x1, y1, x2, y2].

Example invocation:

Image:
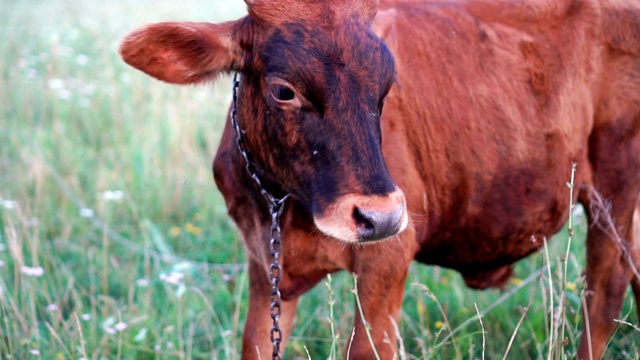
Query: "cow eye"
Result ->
[[270, 84, 296, 102]]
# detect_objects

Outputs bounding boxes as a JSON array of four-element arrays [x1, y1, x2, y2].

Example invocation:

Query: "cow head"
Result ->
[[120, 0, 407, 243]]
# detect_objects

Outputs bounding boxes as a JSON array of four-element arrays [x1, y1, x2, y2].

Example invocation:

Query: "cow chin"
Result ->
[[313, 187, 408, 244]]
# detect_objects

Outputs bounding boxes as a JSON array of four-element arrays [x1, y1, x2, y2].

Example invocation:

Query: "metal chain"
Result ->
[[268, 202, 287, 360], [230, 73, 290, 360]]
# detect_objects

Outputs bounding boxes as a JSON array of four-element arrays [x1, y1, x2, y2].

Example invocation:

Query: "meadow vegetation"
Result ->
[[0, 0, 638, 358]]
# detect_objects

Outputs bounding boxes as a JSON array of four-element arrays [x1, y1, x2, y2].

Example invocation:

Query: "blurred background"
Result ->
[[0, 0, 637, 359]]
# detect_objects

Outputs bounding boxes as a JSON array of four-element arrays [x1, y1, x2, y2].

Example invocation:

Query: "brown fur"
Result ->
[[120, 0, 640, 358]]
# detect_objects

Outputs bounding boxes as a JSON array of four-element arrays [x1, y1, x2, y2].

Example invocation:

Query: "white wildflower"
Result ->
[[135, 278, 149, 287], [100, 190, 124, 201], [81, 313, 92, 321], [160, 271, 184, 285], [101, 316, 117, 334], [79, 208, 94, 218], [114, 322, 128, 332], [75, 54, 89, 66], [29, 349, 40, 356], [21, 266, 44, 277], [45, 303, 58, 312], [0, 260, 5, 267], [0, 198, 17, 210], [48, 78, 65, 90]]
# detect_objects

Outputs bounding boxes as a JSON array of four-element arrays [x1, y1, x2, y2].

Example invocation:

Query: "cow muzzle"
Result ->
[[313, 187, 408, 243]]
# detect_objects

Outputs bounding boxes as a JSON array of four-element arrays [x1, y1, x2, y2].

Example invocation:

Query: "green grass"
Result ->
[[0, 0, 638, 359]]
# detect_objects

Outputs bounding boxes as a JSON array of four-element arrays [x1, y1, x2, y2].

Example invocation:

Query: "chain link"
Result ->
[[231, 73, 290, 360]]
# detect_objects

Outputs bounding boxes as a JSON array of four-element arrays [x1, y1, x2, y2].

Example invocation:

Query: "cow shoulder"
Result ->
[[602, 0, 640, 55]]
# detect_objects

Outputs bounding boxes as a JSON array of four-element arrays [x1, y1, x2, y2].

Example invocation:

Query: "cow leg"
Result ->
[[346, 244, 412, 360], [577, 187, 640, 359], [241, 258, 299, 360]]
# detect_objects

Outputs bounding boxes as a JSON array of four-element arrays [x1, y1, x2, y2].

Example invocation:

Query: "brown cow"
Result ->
[[120, 0, 640, 358]]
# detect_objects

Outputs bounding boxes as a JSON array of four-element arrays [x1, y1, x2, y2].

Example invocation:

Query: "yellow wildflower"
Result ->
[[185, 223, 202, 236], [169, 226, 181, 237]]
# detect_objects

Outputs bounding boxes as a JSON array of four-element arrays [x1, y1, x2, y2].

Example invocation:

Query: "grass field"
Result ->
[[1, 0, 639, 359]]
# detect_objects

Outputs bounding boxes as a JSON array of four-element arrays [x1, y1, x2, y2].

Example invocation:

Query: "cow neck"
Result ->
[[230, 72, 289, 360]]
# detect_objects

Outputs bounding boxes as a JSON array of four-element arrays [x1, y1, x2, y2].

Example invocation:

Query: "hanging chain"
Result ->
[[230, 73, 290, 360], [267, 200, 287, 360]]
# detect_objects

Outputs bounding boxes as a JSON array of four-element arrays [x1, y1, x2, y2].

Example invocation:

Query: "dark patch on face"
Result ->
[[238, 18, 397, 216]]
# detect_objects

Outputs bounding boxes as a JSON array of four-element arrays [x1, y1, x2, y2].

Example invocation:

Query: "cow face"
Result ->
[[120, 0, 407, 243]]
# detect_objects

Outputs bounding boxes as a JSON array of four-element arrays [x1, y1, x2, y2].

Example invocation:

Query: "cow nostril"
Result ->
[[353, 205, 404, 242], [353, 207, 376, 237]]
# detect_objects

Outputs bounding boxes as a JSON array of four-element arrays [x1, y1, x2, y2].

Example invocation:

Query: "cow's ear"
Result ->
[[119, 20, 244, 84]]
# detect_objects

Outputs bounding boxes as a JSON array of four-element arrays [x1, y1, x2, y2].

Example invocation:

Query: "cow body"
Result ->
[[121, 0, 640, 358], [378, 0, 596, 278]]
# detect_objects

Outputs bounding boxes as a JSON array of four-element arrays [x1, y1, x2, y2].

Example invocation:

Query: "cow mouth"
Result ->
[[313, 187, 408, 243]]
